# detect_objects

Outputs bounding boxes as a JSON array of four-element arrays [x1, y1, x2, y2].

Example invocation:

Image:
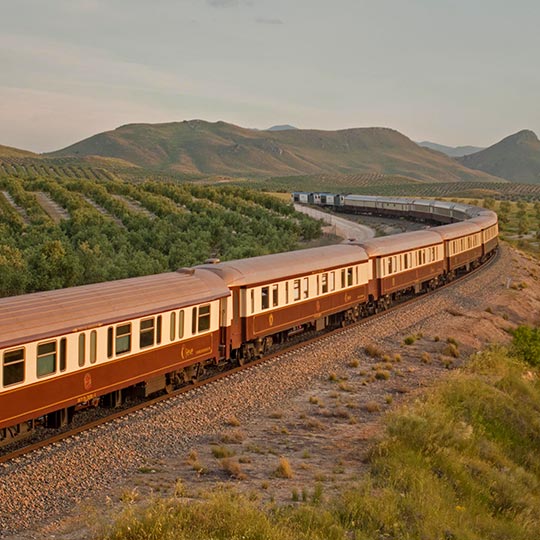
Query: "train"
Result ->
[[0, 194, 498, 446]]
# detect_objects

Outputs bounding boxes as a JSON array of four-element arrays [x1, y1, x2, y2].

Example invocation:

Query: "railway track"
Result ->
[[0, 249, 499, 467]]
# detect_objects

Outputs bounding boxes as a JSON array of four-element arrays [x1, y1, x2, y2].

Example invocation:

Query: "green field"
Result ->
[[0, 175, 321, 297]]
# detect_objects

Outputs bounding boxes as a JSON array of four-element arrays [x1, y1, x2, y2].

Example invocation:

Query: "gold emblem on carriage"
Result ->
[[269, 313, 274, 326], [344, 293, 352, 302]]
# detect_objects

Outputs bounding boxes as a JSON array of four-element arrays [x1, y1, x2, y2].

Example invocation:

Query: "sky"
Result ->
[[1, 0, 539, 153]]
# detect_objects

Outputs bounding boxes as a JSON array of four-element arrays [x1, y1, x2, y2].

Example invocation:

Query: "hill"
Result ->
[[0, 144, 37, 158], [417, 141, 484, 157], [458, 130, 540, 184], [266, 124, 298, 131], [48, 120, 504, 183]]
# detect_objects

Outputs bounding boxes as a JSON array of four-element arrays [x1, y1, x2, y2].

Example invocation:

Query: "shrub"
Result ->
[[211, 445, 235, 459], [224, 415, 240, 427], [442, 343, 460, 358], [221, 458, 246, 480], [375, 369, 390, 380], [364, 401, 381, 412], [220, 430, 246, 444], [364, 344, 383, 358], [511, 325, 540, 366], [275, 457, 294, 479], [404, 335, 416, 345], [347, 358, 360, 368], [421, 351, 432, 364]]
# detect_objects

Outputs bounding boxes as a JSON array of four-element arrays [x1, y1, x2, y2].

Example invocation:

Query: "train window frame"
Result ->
[[272, 284, 279, 307], [303, 277, 309, 299], [60, 337, 67, 372], [250, 289, 255, 313], [115, 323, 131, 355], [198, 304, 211, 333], [157, 315, 162, 345], [321, 273, 328, 294], [90, 331, 97, 364], [78, 333, 86, 367], [192, 307, 197, 334], [285, 282, 289, 304], [347, 267, 353, 286], [330, 271, 335, 291], [341, 269, 346, 288], [178, 310, 185, 339], [107, 327, 113, 358], [140, 317, 155, 349], [170, 312, 176, 341], [3, 348, 25, 387], [261, 286, 270, 310], [293, 279, 301, 301], [37, 341, 57, 378]]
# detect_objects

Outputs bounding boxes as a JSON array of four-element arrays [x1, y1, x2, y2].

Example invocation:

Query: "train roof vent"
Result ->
[[177, 267, 195, 275], [204, 258, 221, 264]]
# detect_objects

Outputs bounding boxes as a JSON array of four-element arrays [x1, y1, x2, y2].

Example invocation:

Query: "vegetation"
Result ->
[[95, 330, 540, 540], [0, 175, 321, 297]]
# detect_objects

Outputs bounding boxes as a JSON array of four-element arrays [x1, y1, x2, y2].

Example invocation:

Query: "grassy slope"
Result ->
[[97, 345, 540, 540], [48, 120, 504, 183], [0, 144, 37, 158], [459, 130, 540, 184]]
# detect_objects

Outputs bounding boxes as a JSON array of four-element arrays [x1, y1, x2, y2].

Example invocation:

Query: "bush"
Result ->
[[511, 325, 540, 366], [274, 457, 294, 479]]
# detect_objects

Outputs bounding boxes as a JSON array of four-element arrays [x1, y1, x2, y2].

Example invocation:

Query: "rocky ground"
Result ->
[[1, 244, 538, 540]]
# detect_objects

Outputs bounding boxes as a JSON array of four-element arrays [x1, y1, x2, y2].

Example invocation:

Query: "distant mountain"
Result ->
[[48, 120, 504, 183], [458, 130, 540, 184], [0, 144, 36, 158], [417, 141, 484, 158], [266, 124, 298, 131]]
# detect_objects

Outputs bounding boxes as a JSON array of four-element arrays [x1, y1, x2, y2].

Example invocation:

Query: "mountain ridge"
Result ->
[[458, 130, 540, 184], [48, 120, 504, 183], [417, 141, 484, 157]]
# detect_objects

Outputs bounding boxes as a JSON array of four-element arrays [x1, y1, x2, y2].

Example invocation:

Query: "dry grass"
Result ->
[[224, 415, 241, 427], [364, 343, 384, 358], [274, 457, 294, 479], [220, 458, 246, 480], [219, 429, 246, 444], [364, 400, 381, 413]]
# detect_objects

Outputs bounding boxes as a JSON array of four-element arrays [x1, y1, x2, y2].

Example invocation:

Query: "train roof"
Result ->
[[0, 270, 230, 350], [359, 230, 443, 257], [466, 211, 498, 229], [430, 221, 481, 240], [197, 245, 369, 287]]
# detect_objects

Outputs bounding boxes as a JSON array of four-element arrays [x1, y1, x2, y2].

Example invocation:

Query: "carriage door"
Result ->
[[230, 288, 242, 349]]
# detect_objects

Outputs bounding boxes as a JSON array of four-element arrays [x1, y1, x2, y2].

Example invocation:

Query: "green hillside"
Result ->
[[0, 144, 37, 158], [48, 120, 504, 183], [458, 130, 540, 184]]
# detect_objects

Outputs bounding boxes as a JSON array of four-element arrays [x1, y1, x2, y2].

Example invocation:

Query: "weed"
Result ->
[[221, 458, 246, 480], [312, 482, 324, 504], [268, 410, 284, 419], [309, 395, 320, 404], [393, 353, 402, 362], [348, 358, 360, 368], [238, 456, 252, 464], [261, 481, 269, 489], [364, 401, 381, 413], [385, 395, 393, 404], [302, 449, 311, 459], [328, 372, 338, 382], [446, 337, 458, 346], [211, 445, 235, 459], [338, 381, 353, 392], [220, 429, 246, 444], [375, 369, 391, 380], [421, 351, 432, 364], [292, 488, 300, 502], [224, 415, 240, 427], [442, 343, 460, 358], [404, 335, 417, 345], [275, 457, 294, 479], [364, 343, 384, 358]]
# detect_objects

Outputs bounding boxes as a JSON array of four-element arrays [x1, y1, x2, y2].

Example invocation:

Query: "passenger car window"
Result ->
[[115, 324, 131, 355], [198, 305, 211, 332], [78, 333, 86, 367], [3, 348, 24, 386], [261, 286, 269, 310], [37, 341, 56, 377], [140, 318, 155, 348], [272, 284, 279, 307]]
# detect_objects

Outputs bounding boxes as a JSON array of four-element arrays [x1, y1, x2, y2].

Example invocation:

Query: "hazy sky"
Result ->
[[1, 0, 539, 152]]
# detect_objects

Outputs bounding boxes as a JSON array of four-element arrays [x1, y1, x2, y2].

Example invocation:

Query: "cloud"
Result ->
[[255, 17, 283, 25]]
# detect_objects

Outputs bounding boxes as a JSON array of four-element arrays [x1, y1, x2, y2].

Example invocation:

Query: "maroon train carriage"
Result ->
[[0, 269, 230, 445], [433, 221, 483, 279], [467, 212, 499, 260], [198, 245, 370, 362], [359, 230, 445, 309]]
